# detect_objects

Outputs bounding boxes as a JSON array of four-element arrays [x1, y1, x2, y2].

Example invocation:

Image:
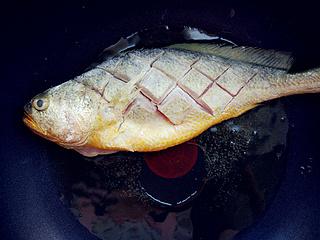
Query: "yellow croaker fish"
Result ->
[[23, 43, 320, 156]]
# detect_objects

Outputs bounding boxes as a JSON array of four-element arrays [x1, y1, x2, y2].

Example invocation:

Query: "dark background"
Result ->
[[1, 0, 320, 239]]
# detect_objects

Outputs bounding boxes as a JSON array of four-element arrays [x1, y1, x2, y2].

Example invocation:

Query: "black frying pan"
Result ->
[[1, 1, 320, 239]]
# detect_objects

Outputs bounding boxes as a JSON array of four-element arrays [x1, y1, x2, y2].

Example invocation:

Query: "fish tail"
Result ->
[[283, 68, 320, 95], [251, 68, 320, 102], [227, 68, 320, 115]]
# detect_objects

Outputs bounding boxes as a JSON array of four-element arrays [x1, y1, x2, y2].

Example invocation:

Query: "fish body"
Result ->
[[23, 44, 320, 156]]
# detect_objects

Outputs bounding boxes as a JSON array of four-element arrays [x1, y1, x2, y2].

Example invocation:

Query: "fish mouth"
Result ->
[[23, 112, 59, 143], [23, 112, 88, 148]]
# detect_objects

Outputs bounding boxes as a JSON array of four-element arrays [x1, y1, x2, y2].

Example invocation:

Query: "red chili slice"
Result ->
[[143, 142, 198, 179]]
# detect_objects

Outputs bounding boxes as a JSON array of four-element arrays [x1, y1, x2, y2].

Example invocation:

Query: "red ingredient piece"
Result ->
[[144, 142, 198, 179]]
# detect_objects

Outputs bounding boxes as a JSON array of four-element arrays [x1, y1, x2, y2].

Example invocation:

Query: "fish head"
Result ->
[[23, 81, 100, 148]]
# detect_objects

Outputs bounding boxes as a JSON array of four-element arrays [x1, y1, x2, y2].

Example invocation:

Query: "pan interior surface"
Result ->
[[1, 1, 320, 240]]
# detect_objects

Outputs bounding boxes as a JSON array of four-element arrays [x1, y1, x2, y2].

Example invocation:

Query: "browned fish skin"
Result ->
[[24, 47, 320, 156]]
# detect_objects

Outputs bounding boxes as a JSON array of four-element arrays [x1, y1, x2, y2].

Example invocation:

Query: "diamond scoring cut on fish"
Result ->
[[138, 68, 176, 104], [124, 93, 158, 123], [97, 55, 122, 73], [112, 58, 149, 82], [152, 51, 199, 80], [201, 83, 233, 113], [216, 64, 257, 96], [74, 68, 111, 95], [178, 68, 213, 98], [193, 56, 230, 81], [158, 87, 191, 125], [158, 87, 208, 125], [102, 76, 127, 102], [122, 93, 175, 147]]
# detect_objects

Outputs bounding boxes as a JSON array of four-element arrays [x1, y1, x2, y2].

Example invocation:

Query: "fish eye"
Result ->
[[32, 98, 49, 111]]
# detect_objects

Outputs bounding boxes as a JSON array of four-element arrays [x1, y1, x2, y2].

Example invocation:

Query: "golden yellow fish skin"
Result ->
[[24, 48, 320, 156]]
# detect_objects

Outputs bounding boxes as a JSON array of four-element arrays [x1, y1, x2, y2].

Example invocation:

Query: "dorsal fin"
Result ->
[[168, 43, 294, 71]]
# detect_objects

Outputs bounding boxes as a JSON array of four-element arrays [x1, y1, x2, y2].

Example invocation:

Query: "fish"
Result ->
[[23, 42, 320, 156]]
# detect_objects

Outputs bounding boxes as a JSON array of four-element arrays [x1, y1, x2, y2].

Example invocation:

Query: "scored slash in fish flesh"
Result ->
[[23, 42, 320, 156]]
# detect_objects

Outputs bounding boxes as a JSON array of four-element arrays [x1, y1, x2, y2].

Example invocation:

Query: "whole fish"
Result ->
[[23, 43, 320, 156]]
